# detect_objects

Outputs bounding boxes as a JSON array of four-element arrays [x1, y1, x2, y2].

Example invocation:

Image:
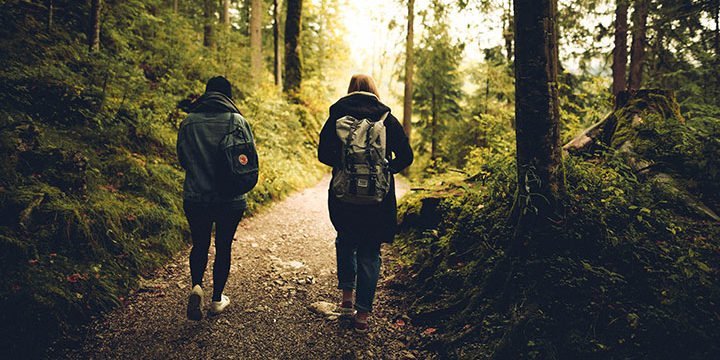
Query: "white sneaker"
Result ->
[[186, 285, 204, 321], [208, 294, 230, 316]]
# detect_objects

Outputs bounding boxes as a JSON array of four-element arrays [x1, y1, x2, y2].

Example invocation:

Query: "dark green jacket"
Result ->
[[177, 92, 248, 209]]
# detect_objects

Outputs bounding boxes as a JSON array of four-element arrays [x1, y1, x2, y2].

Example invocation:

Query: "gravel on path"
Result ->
[[58, 176, 433, 360]]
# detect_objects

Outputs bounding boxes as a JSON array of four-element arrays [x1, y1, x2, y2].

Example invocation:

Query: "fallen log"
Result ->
[[563, 89, 720, 222]]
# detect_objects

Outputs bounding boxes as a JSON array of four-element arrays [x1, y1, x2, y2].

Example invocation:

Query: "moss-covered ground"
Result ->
[[393, 92, 720, 359]]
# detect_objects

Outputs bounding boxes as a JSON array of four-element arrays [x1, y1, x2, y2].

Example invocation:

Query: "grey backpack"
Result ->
[[332, 112, 390, 205]]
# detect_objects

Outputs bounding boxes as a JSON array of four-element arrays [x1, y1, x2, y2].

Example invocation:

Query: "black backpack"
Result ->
[[216, 113, 259, 196]]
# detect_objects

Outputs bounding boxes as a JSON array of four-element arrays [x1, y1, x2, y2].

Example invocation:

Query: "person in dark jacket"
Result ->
[[318, 74, 414, 332], [177, 76, 249, 320]]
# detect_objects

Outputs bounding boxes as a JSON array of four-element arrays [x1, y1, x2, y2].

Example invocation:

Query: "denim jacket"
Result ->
[[177, 94, 248, 209]]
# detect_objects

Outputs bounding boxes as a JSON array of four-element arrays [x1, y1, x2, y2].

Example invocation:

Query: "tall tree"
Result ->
[[273, 0, 282, 86], [89, 0, 102, 52], [513, 0, 564, 248], [612, 0, 629, 99], [503, 0, 513, 63], [250, 0, 263, 83], [283, 0, 303, 94], [203, 0, 215, 48], [628, 0, 649, 90], [173, 0, 179, 14], [402, 0, 415, 150], [413, 1, 463, 163], [222, 0, 230, 26], [715, 0, 719, 59]]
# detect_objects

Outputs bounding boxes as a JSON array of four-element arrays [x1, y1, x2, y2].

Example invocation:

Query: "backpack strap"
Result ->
[[344, 119, 359, 195], [364, 113, 388, 196], [375, 111, 390, 167], [365, 121, 377, 195], [226, 112, 252, 143]]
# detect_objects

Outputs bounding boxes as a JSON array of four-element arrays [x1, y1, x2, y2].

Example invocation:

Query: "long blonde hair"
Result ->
[[347, 74, 380, 98]]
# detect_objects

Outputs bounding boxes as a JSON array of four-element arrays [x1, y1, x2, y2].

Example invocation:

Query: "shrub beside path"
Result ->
[[57, 176, 429, 360]]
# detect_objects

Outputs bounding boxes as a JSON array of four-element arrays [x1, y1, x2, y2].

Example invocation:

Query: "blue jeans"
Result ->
[[335, 233, 382, 313]]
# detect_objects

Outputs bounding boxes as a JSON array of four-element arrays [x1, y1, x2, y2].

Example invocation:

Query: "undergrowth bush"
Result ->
[[394, 94, 720, 359]]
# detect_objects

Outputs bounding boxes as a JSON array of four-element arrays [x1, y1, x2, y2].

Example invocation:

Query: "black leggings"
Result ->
[[184, 202, 244, 301]]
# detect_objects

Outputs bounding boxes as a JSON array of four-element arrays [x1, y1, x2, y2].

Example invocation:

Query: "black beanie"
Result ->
[[205, 76, 233, 99]]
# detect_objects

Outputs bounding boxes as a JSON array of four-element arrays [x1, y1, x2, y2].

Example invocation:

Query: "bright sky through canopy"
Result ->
[[335, 0, 613, 109], [338, 0, 506, 107]]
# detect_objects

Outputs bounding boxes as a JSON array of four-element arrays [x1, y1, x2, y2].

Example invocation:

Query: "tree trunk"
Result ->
[[222, 0, 230, 26], [283, 0, 303, 94], [318, 0, 327, 77], [203, 0, 215, 48], [47, 0, 54, 32], [512, 0, 564, 251], [628, 0, 648, 91], [89, 0, 101, 52], [243, 0, 251, 36], [503, 0, 513, 63], [612, 0, 628, 101], [485, 66, 491, 113], [173, 0, 179, 14], [402, 0, 415, 157], [715, 0, 719, 59], [273, 0, 282, 86], [250, 0, 263, 83], [431, 90, 437, 162]]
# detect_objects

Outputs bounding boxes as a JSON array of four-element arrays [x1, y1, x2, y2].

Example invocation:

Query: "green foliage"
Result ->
[[448, 48, 516, 171], [394, 92, 720, 359], [558, 71, 613, 143], [301, 0, 350, 95], [412, 0, 465, 167]]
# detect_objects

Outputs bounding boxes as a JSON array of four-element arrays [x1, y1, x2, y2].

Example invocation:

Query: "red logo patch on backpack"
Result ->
[[238, 154, 249, 165]]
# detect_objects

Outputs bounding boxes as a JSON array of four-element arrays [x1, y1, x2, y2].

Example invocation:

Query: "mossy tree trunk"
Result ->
[[512, 0, 564, 251], [402, 0, 415, 175], [563, 89, 720, 222], [250, 0, 263, 84], [283, 0, 302, 95], [203, 0, 215, 48], [612, 0, 628, 101], [628, 0, 648, 91], [89, 0, 102, 52], [273, 0, 282, 87]]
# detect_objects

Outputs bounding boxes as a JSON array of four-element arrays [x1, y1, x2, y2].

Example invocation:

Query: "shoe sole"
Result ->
[[208, 298, 230, 317], [354, 320, 369, 333], [338, 308, 357, 318], [354, 326, 369, 333], [187, 293, 203, 321]]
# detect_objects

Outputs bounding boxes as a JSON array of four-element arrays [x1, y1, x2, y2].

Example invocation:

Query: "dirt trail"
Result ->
[[59, 176, 427, 360]]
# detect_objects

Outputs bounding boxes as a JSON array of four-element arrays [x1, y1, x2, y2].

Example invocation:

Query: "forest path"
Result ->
[[60, 176, 424, 360]]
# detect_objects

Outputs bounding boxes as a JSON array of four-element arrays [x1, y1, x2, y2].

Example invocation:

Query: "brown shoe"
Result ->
[[354, 315, 369, 333]]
